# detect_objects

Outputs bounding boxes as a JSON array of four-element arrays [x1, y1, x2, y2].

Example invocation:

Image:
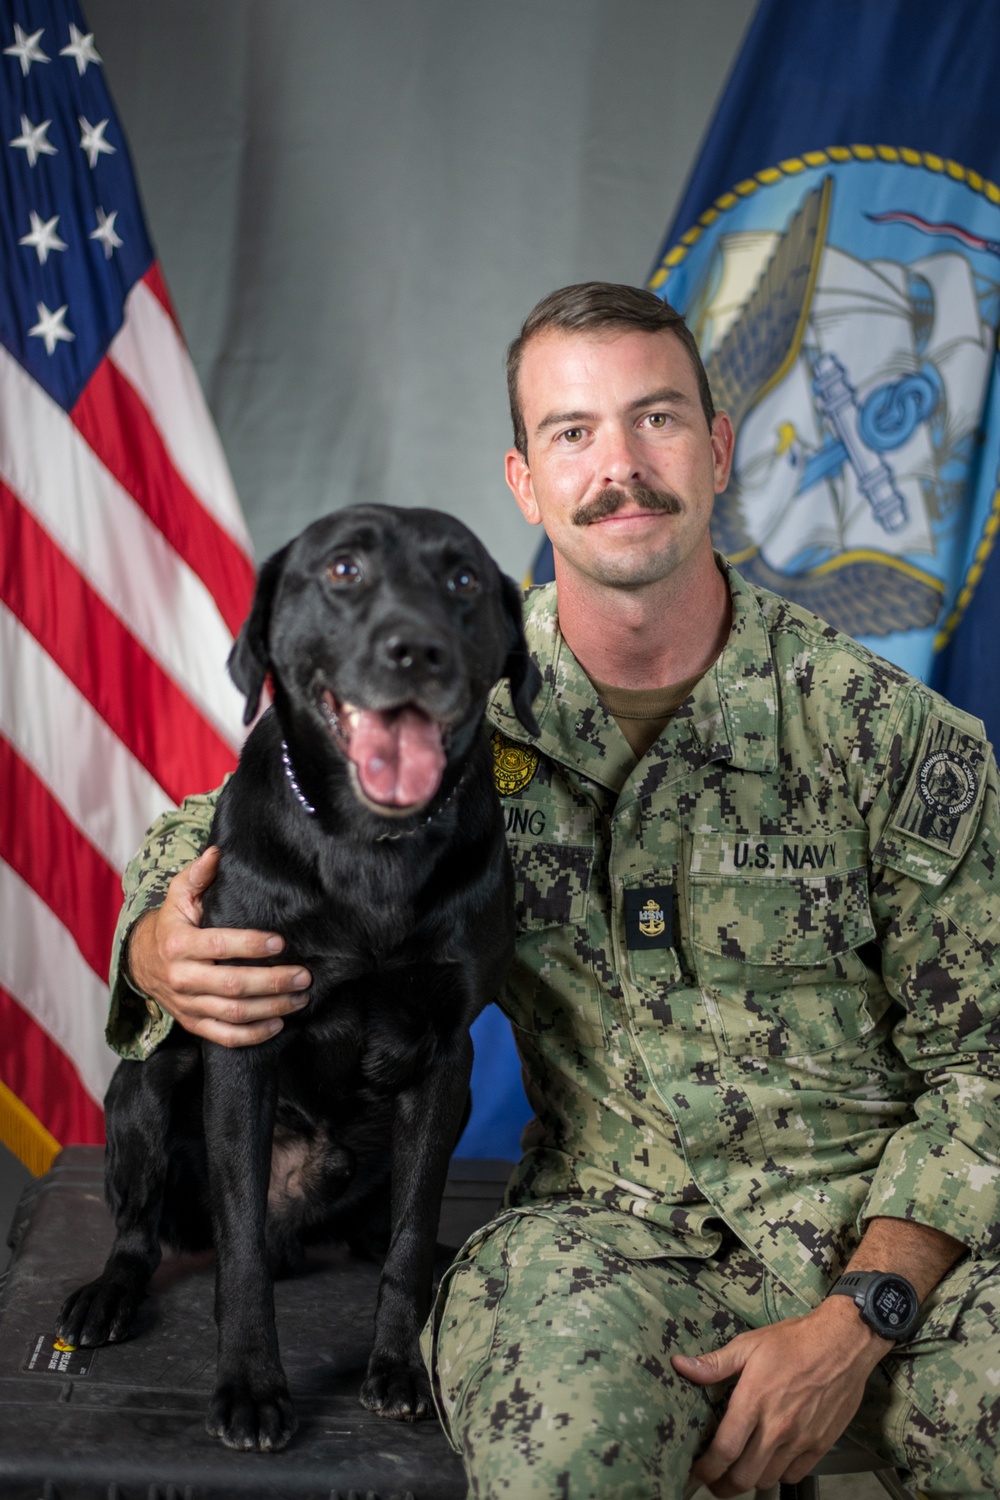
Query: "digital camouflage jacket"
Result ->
[[107, 563, 1000, 1303], [488, 566, 1000, 1299]]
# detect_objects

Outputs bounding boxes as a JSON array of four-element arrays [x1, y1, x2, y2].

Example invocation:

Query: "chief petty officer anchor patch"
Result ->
[[625, 888, 675, 950]]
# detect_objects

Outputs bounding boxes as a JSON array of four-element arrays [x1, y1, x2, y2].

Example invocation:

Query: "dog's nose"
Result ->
[[381, 628, 449, 676]]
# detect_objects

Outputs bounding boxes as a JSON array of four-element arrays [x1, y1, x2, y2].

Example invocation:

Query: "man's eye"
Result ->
[[561, 428, 584, 444], [327, 556, 362, 586], [646, 412, 670, 428], [447, 568, 479, 595]]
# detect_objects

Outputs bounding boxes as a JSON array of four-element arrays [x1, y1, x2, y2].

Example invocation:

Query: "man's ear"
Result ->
[[711, 411, 736, 494], [505, 447, 541, 525], [227, 544, 290, 725], [499, 570, 541, 738]]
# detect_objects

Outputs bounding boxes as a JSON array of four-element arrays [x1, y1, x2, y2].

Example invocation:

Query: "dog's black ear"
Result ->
[[227, 544, 290, 725], [499, 571, 541, 738]]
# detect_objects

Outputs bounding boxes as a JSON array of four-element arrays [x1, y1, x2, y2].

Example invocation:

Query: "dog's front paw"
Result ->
[[360, 1352, 433, 1421], [206, 1374, 297, 1452], [57, 1275, 143, 1347]]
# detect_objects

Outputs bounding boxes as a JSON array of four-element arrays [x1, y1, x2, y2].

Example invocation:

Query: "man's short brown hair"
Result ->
[[506, 282, 715, 457]]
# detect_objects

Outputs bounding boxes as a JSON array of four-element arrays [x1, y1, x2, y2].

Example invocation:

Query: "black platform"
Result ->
[[0, 1146, 511, 1499]]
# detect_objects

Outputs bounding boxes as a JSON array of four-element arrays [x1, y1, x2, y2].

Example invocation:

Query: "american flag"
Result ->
[[0, 0, 255, 1169]]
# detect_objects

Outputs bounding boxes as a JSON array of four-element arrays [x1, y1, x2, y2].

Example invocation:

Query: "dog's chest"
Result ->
[[280, 964, 463, 1109]]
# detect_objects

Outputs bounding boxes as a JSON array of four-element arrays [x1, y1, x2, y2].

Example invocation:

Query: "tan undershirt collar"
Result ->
[[589, 670, 707, 760]]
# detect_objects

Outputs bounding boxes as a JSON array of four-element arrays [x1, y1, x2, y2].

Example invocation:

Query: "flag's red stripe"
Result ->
[[0, 481, 238, 801], [72, 361, 255, 640], [0, 736, 120, 981], [0, 985, 105, 1146], [142, 261, 180, 329]]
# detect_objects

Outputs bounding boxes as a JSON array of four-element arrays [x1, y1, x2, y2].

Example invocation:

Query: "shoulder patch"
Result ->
[[491, 729, 538, 796], [888, 712, 987, 864]]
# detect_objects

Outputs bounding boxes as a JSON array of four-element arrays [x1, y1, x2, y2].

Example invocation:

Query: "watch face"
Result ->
[[870, 1277, 916, 1332]]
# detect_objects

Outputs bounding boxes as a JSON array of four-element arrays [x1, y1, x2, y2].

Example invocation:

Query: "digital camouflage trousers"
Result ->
[[421, 1205, 1000, 1499]]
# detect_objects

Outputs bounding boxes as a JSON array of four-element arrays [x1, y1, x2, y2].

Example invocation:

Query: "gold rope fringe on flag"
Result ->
[[0, 1079, 60, 1177]]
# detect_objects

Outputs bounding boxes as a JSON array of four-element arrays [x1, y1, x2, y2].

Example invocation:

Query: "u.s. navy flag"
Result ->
[[648, 0, 1000, 748], [0, 0, 254, 1170], [532, 0, 1000, 751]]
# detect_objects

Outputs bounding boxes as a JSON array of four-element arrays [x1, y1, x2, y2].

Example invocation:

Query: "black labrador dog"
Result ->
[[58, 504, 540, 1452]]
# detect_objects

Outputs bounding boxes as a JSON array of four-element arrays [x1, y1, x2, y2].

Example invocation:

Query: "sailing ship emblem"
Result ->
[[653, 150, 1000, 678]]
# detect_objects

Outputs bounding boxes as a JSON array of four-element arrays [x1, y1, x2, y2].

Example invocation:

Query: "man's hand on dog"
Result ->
[[127, 848, 312, 1047]]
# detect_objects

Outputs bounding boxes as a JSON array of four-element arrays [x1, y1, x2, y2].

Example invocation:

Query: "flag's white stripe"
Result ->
[[0, 603, 174, 871], [109, 280, 254, 553], [0, 862, 117, 1105], [0, 343, 245, 749]]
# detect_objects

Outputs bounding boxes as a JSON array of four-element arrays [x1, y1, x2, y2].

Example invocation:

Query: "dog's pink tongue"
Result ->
[[348, 707, 446, 808]]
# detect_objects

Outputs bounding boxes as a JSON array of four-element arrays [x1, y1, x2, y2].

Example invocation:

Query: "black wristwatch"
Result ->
[[825, 1270, 920, 1341]]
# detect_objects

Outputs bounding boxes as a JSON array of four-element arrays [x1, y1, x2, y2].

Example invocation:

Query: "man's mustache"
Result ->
[[572, 483, 681, 526]]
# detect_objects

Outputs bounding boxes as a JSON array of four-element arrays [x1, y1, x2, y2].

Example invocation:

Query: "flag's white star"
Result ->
[[78, 115, 115, 169], [28, 302, 75, 355], [9, 114, 58, 167], [19, 211, 68, 265], [3, 24, 50, 75], [90, 206, 122, 259], [59, 23, 101, 74]]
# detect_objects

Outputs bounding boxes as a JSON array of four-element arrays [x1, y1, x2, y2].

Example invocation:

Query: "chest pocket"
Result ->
[[504, 797, 594, 931], [689, 829, 878, 1057]]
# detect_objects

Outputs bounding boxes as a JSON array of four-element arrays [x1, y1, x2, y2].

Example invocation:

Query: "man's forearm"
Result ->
[[106, 788, 225, 1057], [845, 1214, 966, 1302]]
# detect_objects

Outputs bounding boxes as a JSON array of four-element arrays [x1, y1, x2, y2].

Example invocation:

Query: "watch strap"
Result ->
[[827, 1270, 880, 1302]]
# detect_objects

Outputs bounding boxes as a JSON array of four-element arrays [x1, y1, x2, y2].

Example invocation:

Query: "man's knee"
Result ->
[[421, 1210, 716, 1499], [851, 1259, 1000, 1497]]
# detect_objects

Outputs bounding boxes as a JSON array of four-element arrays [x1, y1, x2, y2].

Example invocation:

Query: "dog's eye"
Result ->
[[447, 568, 479, 595], [327, 556, 362, 587]]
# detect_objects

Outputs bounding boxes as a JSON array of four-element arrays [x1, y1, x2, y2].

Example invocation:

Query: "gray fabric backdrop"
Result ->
[[85, 0, 756, 579]]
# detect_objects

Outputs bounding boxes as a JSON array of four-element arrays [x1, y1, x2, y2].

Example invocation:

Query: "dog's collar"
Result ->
[[373, 779, 460, 841], [280, 741, 317, 816], [280, 739, 464, 835]]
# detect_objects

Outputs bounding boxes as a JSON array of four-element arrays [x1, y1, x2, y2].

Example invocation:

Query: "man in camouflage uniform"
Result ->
[[108, 285, 1000, 1497]]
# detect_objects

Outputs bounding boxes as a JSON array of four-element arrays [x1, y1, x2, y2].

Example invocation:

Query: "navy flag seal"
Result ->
[[653, 144, 1000, 693]]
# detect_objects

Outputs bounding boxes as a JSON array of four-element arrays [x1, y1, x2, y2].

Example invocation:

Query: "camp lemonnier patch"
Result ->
[[491, 729, 538, 796], [894, 714, 986, 853], [918, 749, 979, 817], [625, 887, 675, 950]]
